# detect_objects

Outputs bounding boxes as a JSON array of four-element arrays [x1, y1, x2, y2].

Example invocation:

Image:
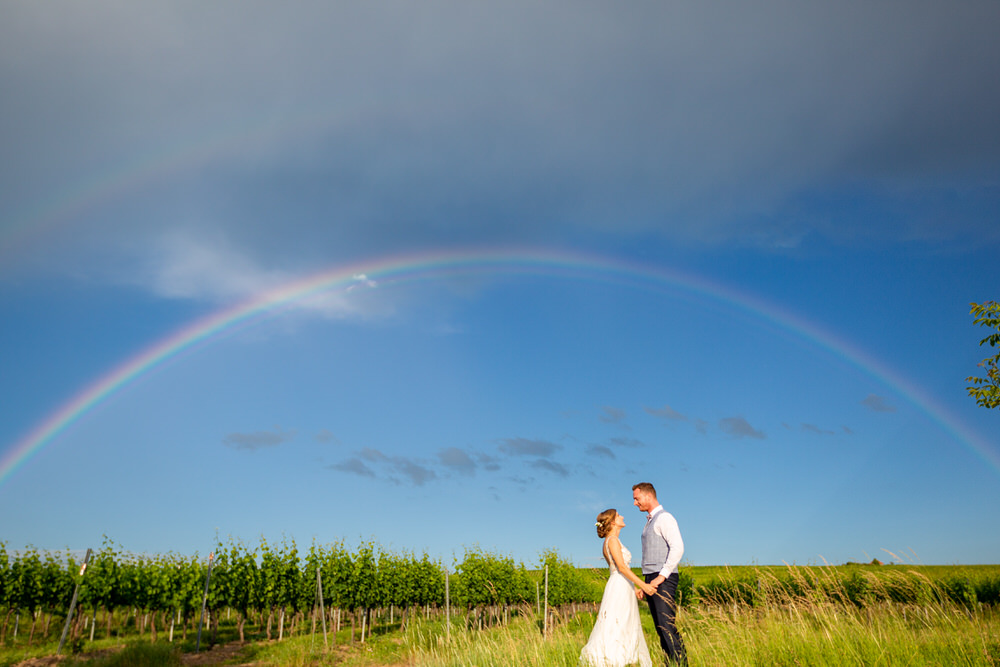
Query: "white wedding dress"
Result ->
[[580, 542, 653, 667]]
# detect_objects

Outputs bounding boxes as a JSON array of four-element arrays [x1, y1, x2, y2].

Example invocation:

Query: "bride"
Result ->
[[580, 509, 657, 667]]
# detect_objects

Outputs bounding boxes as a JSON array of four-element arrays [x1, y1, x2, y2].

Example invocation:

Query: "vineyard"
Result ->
[[0, 537, 599, 653], [2, 538, 1000, 665]]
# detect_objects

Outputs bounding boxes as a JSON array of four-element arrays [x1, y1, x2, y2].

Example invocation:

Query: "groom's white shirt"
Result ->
[[646, 504, 684, 578]]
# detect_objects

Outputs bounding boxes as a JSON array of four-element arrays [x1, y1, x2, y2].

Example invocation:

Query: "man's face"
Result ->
[[633, 488, 653, 512]]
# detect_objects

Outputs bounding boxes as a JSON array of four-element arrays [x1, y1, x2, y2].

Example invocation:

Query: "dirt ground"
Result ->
[[179, 640, 255, 666]]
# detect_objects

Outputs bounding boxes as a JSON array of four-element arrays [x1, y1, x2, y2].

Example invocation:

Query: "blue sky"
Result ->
[[1, 1, 998, 568]]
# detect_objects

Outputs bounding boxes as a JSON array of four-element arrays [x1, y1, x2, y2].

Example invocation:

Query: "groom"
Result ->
[[633, 482, 687, 666]]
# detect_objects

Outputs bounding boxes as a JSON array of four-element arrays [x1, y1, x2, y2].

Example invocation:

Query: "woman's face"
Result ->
[[615, 512, 626, 529]]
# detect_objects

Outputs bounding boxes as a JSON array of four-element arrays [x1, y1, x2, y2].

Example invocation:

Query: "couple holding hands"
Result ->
[[580, 482, 687, 667]]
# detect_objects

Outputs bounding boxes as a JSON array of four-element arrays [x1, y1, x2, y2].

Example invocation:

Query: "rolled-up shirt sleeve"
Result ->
[[654, 512, 684, 578]]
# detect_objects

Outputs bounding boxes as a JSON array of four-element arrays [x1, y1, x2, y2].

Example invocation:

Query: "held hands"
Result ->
[[640, 581, 658, 597]]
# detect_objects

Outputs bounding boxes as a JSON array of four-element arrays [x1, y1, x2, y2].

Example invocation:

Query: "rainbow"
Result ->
[[1, 247, 997, 485]]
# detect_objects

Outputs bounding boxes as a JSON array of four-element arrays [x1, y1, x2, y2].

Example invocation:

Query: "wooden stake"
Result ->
[[57, 548, 91, 655]]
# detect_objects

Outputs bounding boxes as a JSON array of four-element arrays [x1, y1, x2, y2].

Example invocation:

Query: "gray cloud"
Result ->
[[329, 458, 375, 478], [802, 423, 835, 436], [334, 447, 436, 486], [530, 459, 569, 477], [0, 0, 1000, 270], [314, 429, 339, 444], [476, 453, 502, 472], [599, 406, 628, 426], [3, 2, 999, 289], [438, 447, 476, 475], [862, 394, 897, 413], [719, 417, 766, 440], [586, 445, 615, 459], [223, 427, 295, 451], [644, 404, 688, 422], [391, 459, 436, 486], [359, 447, 388, 462], [610, 437, 646, 449], [499, 438, 561, 458]]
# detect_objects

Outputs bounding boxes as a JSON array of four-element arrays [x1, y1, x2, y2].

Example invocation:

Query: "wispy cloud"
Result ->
[[332, 447, 437, 486], [719, 416, 766, 440], [314, 429, 339, 444], [531, 459, 569, 477], [438, 447, 476, 475], [477, 453, 502, 472], [861, 394, 897, 413], [610, 437, 645, 449], [801, 423, 835, 435], [140, 231, 289, 302], [391, 458, 436, 486], [328, 458, 375, 477], [133, 231, 384, 320], [223, 427, 295, 451], [644, 404, 688, 422], [499, 437, 561, 458], [598, 406, 633, 433], [599, 406, 627, 425], [586, 445, 615, 459]]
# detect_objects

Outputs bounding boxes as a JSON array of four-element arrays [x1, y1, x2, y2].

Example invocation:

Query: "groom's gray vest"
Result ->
[[640, 510, 669, 575]]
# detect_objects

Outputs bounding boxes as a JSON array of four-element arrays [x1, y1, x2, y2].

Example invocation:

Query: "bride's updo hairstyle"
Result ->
[[595, 509, 617, 538]]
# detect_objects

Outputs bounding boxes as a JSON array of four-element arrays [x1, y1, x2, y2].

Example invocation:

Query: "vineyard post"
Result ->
[[195, 552, 215, 653], [316, 566, 328, 648], [444, 568, 450, 643], [57, 547, 92, 655], [543, 564, 549, 638]]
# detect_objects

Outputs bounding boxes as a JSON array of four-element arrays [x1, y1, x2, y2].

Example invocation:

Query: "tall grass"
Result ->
[[681, 566, 1000, 666], [400, 566, 1000, 666], [3, 565, 997, 666]]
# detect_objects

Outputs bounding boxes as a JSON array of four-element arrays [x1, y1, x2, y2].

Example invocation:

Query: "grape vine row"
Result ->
[[0, 537, 596, 647]]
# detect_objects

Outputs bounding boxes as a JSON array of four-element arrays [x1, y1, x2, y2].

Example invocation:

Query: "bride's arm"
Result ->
[[607, 537, 656, 595]]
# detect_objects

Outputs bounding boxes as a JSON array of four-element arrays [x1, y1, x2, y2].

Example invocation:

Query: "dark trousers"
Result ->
[[644, 572, 687, 665]]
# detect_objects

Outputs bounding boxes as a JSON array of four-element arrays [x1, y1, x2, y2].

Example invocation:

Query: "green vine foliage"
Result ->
[[452, 547, 533, 608], [0, 538, 606, 642], [539, 549, 598, 606], [0, 542, 8, 612], [966, 301, 1000, 409]]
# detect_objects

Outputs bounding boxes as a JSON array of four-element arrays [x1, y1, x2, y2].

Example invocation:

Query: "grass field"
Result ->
[[2, 563, 998, 666]]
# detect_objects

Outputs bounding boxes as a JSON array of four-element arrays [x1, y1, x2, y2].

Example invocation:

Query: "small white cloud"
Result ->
[[141, 231, 287, 302], [346, 273, 378, 290]]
